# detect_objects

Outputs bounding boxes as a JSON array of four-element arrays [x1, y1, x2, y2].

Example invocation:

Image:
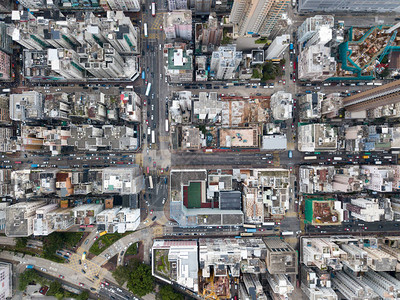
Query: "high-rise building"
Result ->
[[297, 44, 336, 82], [0, 51, 10, 81], [194, 0, 211, 14], [17, 0, 46, 9], [265, 34, 290, 59], [343, 79, 400, 112], [5, 201, 46, 237], [164, 10, 192, 40], [230, 0, 289, 37], [298, 0, 400, 12], [0, 262, 12, 300], [210, 45, 242, 80], [0, 23, 12, 54], [106, 0, 140, 11], [297, 15, 334, 44], [168, 0, 188, 10]]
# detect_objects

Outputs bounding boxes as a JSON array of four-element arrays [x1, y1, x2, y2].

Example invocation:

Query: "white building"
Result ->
[[102, 167, 143, 195], [193, 92, 222, 122], [5, 201, 46, 237], [298, 45, 336, 82], [72, 204, 104, 225], [270, 91, 292, 120], [0, 262, 12, 300], [119, 91, 141, 122], [210, 45, 242, 80], [106, 0, 140, 11], [152, 240, 199, 292], [346, 198, 385, 222], [266, 34, 290, 60], [297, 15, 335, 44], [298, 123, 337, 152], [10, 91, 44, 121], [96, 207, 140, 233], [361, 165, 394, 192], [33, 203, 58, 236], [299, 92, 323, 120]]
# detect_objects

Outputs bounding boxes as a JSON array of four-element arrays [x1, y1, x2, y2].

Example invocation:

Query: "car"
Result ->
[[150, 209, 153, 215], [94, 236, 99, 241], [283, 80, 286, 85], [79, 283, 84, 287], [90, 287, 97, 292], [153, 162, 156, 167], [81, 269, 86, 274], [84, 239, 89, 245], [103, 281, 109, 286], [152, 216, 157, 221], [41, 268, 47, 272], [59, 275, 64, 279], [162, 198, 166, 204], [79, 259, 82, 264], [145, 119, 149, 125]]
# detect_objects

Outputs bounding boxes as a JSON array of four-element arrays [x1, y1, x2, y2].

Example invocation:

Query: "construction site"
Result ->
[[336, 24, 400, 79]]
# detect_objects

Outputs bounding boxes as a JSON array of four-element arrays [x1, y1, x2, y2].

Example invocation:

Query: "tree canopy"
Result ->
[[156, 285, 184, 300], [113, 259, 154, 297]]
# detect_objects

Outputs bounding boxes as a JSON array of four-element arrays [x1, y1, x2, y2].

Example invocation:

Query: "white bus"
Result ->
[[144, 23, 148, 38], [165, 119, 169, 132], [149, 176, 153, 189], [304, 156, 317, 160], [151, 2, 156, 16], [281, 231, 294, 236], [151, 130, 155, 144], [243, 224, 257, 229], [263, 222, 275, 226], [145, 82, 152, 96], [333, 157, 343, 161]]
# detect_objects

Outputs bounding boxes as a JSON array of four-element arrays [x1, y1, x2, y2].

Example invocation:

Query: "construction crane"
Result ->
[[378, 30, 397, 63]]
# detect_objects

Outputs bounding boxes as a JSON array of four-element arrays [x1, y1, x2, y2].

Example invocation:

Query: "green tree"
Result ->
[[18, 269, 39, 291], [252, 68, 261, 78], [381, 68, 390, 78], [126, 260, 154, 297], [157, 285, 184, 300], [47, 281, 64, 300], [15, 237, 28, 249], [76, 291, 89, 300], [112, 265, 129, 286]]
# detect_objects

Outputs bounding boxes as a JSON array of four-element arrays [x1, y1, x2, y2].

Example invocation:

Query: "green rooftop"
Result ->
[[167, 48, 192, 70]]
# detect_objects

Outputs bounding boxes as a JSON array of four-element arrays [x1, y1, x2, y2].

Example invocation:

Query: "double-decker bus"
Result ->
[[145, 82, 151, 96], [243, 224, 257, 229], [151, 2, 156, 16], [144, 23, 148, 37]]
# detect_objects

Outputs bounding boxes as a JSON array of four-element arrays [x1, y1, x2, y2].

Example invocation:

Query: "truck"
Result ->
[[333, 157, 343, 161], [2, 88, 10, 93], [289, 43, 293, 51], [31, 164, 39, 168], [26, 265, 34, 269], [288, 150, 293, 158]]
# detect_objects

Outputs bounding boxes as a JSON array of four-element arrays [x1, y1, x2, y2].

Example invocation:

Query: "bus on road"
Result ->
[[151, 2, 156, 16], [149, 176, 154, 189], [246, 228, 257, 233], [165, 119, 169, 132], [240, 232, 254, 237], [281, 231, 294, 236], [145, 82, 152, 96], [304, 156, 317, 160], [142, 71, 145, 80], [151, 130, 155, 144], [144, 23, 148, 37], [243, 224, 257, 229]]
